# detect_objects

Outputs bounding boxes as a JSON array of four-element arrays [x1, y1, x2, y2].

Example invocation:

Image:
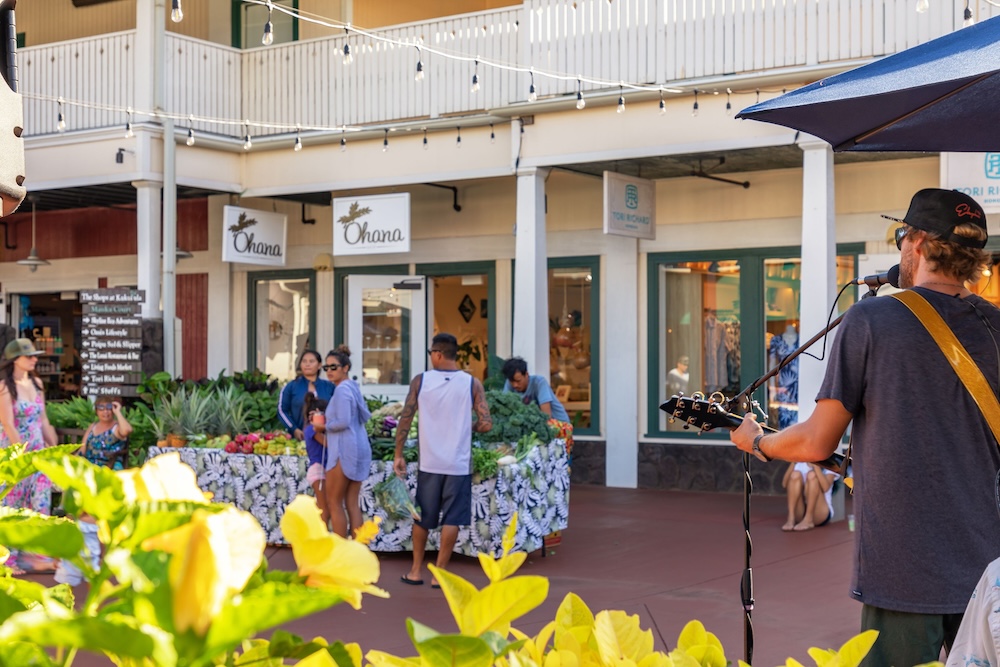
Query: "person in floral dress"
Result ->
[[0, 338, 59, 574]]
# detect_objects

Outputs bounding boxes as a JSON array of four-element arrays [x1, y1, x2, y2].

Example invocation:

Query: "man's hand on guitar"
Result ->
[[731, 412, 767, 462]]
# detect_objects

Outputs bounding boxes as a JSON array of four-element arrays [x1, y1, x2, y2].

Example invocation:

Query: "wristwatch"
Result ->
[[751, 433, 771, 463]]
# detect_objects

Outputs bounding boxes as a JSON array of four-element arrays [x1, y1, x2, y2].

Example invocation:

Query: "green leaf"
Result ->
[[203, 581, 346, 657], [413, 634, 495, 667], [33, 456, 125, 523], [478, 632, 525, 658], [406, 618, 441, 646], [103, 549, 175, 632], [0, 610, 176, 665], [0, 446, 81, 500], [0, 641, 56, 667], [0, 508, 85, 559], [117, 499, 228, 550], [0, 577, 74, 624]]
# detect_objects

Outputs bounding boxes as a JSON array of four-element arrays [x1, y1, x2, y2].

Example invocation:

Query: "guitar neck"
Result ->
[[719, 411, 845, 474]]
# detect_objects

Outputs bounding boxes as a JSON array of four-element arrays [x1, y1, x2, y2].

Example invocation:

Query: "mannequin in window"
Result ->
[[768, 324, 799, 429]]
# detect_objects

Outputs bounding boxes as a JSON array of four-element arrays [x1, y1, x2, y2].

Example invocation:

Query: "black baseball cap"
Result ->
[[882, 189, 988, 249]]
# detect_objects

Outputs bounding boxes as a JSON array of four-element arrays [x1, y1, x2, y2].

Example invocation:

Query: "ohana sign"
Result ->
[[332, 193, 410, 256], [222, 206, 287, 266]]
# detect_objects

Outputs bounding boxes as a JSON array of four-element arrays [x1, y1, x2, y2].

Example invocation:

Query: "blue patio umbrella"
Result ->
[[736, 16, 1000, 152]]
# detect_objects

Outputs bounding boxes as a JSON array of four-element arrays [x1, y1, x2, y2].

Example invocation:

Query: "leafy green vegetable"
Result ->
[[479, 391, 556, 445]]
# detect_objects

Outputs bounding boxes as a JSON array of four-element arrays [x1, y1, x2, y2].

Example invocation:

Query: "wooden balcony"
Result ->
[[17, 0, 992, 139]]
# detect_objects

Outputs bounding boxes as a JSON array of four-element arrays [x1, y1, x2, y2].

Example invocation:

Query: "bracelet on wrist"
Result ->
[[752, 433, 772, 462]]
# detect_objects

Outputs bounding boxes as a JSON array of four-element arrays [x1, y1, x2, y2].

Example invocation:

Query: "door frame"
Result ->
[[333, 264, 409, 346], [246, 268, 316, 373]]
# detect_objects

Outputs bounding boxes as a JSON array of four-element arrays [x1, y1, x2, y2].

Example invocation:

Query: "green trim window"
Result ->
[[248, 269, 316, 381], [16, 32, 24, 49], [333, 265, 409, 344], [647, 245, 862, 438], [548, 256, 600, 436], [232, 0, 298, 48]]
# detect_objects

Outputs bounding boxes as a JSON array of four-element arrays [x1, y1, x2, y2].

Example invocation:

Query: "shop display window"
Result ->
[[548, 258, 599, 434], [359, 286, 411, 387], [249, 271, 315, 382], [650, 250, 859, 436]]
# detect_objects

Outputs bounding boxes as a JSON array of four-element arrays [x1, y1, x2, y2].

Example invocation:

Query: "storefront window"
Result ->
[[359, 285, 411, 387], [657, 260, 741, 433], [548, 259, 599, 434], [249, 271, 315, 382], [650, 249, 860, 436]]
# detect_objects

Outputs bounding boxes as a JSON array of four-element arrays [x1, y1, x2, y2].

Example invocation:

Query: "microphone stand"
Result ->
[[725, 283, 881, 665]]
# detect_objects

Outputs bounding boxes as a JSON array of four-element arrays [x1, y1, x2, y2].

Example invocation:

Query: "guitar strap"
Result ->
[[890, 290, 1000, 446]]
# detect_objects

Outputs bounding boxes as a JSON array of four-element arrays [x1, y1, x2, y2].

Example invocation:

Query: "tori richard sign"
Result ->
[[222, 206, 288, 266], [332, 193, 410, 256], [603, 171, 655, 240]]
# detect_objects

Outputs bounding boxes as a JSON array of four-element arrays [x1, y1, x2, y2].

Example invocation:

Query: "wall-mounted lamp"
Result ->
[[115, 147, 135, 164], [161, 248, 194, 261]]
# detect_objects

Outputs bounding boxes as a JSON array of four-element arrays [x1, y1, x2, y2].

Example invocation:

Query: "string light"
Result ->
[[725, 88, 732, 116], [170, 0, 183, 23], [692, 89, 699, 117], [915, 0, 929, 12], [964, 0, 975, 26], [57, 97, 66, 132], [125, 107, 134, 138], [186, 114, 195, 146], [471, 59, 480, 93], [575, 79, 585, 110], [528, 69, 537, 103], [342, 27, 353, 65], [262, 2, 275, 46], [340, 133, 347, 152], [243, 122, 252, 150], [415, 47, 424, 82], [422, 128, 428, 149], [294, 125, 302, 151], [659, 90, 666, 115], [456, 126, 462, 148], [382, 129, 389, 152], [617, 85, 625, 114], [490, 123, 495, 144]]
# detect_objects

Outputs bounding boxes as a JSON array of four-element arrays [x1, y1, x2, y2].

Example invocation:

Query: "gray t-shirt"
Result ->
[[818, 287, 1000, 614]]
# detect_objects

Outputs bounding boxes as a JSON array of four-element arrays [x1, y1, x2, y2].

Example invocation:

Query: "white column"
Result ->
[[513, 168, 549, 379], [494, 259, 513, 360], [133, 179, 162, 319], [134, 0, 156, 112], [604, 238, 639, 488], [798, 139, 837, 422]]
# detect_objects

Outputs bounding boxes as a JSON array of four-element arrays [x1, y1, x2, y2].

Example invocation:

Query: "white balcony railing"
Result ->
[[18, 1, 996, 139]]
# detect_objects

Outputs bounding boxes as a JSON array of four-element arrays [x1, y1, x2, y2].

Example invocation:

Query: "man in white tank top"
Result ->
[[394, 333, 492, 587]]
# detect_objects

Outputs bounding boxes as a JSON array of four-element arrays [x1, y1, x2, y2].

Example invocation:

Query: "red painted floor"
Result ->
[[65, 484, 858, 666]]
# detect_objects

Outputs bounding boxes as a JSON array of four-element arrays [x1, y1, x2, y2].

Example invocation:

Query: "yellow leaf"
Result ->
[[667, 650, 701, 667], [364, 650, 422, 667], [141, 507, 264, 635], [353, 517, 382, 546], [479, 551, 528, 584], [807, 647, 836, 667], [684, 645, 726, 667], [296, 651, 338, 667], [675, 621, 707, 652], [782, 659, 807, 667], [834, 630, 879, 667], [116, 453, 209, 504], [503, 513, 519, 556], [461, 575, 549, 637], [534, 620, 557, 656], [479, 553, 504, 584], [280, 495, 388, 610], [555, 593, 595, 633], [593, 611, 654, 665], [637, 653, 673, 667], [0, 545, 9, 566], [428, 565, 480, 634], [544, 649, 581, 667]]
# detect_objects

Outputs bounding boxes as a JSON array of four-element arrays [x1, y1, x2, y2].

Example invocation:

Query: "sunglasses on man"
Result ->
[[894, 224, 910, 251]]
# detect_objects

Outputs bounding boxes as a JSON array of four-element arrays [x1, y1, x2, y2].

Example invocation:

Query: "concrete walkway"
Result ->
[[66, 484, 859, 666]]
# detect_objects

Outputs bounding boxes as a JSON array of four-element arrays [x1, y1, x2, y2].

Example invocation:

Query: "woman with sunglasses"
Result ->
[[278, 349, 334, 442], [323, 345, 372, 538], [79, 396, 133, 470]]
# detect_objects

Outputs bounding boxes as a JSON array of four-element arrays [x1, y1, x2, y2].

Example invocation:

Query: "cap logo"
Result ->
[[956, 203, 982, 220]]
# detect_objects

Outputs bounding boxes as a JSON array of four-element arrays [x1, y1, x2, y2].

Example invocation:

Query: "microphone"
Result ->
[[851, 264, 900, 289]]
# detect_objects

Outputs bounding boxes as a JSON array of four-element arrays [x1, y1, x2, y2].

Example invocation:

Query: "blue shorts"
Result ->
[[415, 471, 472, 530]]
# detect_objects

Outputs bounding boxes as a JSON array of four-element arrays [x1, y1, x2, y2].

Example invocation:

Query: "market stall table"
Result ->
[[147, 440, 570, 556]]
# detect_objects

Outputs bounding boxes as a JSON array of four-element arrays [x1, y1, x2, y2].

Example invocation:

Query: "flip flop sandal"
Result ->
[[400, 575, 424, 586]]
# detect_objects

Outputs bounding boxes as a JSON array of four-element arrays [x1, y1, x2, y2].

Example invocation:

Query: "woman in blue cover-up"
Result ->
[[323, 345, 372, 538]]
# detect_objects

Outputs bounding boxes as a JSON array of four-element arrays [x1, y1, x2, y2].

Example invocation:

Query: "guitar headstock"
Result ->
[[658, 394, 741, 433]]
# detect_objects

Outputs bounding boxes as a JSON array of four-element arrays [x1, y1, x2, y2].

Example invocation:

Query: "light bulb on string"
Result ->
[[423, 129, 428, 150], [262, 19, 274, 45], [575, 79, 586, 110], [471, 59, 480, 93], [617, 85, 625, 114], [915, 0, 929, 12], [56, 97, 66, 132], [124, 107, 134, 138], [294, 126, 302, 152], [528, 70, 537, 102], [964, 1, 974, 26], [415, 54, 424, 81], [186, 114, 195, 146], [243, 122, 252, 151], [692, 89, 699, 117], [490, 123, 495, 144], [456, 127, 462, 148], [659, 90, 666, 115], [725, 88, 732, 116], [342, 43, 353, 65], [170, 0, 183, 23], [340, 134, 347, 152], [382, 129, 389, 152]]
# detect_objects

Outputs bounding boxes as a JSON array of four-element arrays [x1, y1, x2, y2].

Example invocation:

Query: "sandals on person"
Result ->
[[400, 575, 424, 586]]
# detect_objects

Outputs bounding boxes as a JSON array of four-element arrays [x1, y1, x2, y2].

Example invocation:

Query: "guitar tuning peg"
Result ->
[[682, 424, 690, 430], [668, 418, 675, 424]]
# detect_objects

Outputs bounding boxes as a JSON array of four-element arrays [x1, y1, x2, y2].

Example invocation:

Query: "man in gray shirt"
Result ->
[[731, 189, 1000, 667]]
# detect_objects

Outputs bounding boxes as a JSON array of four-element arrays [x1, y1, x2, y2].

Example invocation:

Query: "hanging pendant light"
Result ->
[[17, 198, 50, 272]]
